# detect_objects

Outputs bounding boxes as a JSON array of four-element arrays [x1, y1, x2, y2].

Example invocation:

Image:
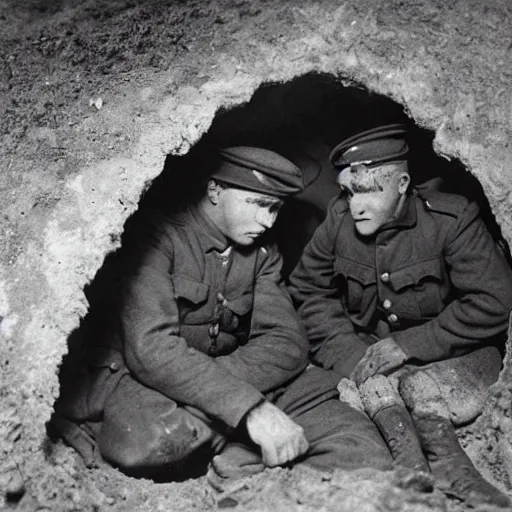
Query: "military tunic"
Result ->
[[56, 204, 392, 476], [289, 189, 512, 379], [114, 205, 310, 426]]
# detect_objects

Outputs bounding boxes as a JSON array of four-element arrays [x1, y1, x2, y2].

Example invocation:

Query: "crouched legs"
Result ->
[[95, 374, 226, 480], [208, 366, 393, 490], [399, 366, 509, 508], [358, 375, 428, 472]]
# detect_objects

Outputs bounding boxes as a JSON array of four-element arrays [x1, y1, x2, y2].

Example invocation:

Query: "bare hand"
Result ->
[[245, 402, 309, 467], [351, 337, 408, 386]]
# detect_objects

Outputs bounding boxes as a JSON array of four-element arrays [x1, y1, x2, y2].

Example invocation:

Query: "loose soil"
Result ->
[[1, 0, 512, 510]]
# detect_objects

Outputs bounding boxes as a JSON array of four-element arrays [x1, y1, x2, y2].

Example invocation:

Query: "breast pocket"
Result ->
[[334, 257, 376, 313], [173, 275, 210, 324], [221, 293, 254, 341], [390, 258, 448, 318]]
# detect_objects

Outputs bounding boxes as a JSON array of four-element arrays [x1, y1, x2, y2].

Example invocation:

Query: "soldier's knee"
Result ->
[[100, 430, 204, 476], [104, 443, 153, 473], [99, 409, 213, 474], [399, 369, 449, 419]]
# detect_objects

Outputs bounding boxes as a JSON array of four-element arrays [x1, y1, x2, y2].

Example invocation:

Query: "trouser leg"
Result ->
[[97, 374, 225, 480], [49, 413, 103, 468], [400, 369, 510, 508], [358, 375, 429, 472], [275, 366, 393, 472], [208, 367, 393, 490]]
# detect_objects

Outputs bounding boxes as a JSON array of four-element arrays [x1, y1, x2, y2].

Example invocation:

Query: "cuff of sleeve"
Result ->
[[393, 325, 441, 362], [222, 388, 266, 428], [236, 397, 268, 430]]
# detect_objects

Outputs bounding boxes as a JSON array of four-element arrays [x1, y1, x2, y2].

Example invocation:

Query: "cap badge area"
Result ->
[[252, 170, 272, 186]]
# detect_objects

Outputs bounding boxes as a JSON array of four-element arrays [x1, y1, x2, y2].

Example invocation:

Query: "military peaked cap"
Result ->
[[211, 146, 304, 197], [329, 124, 409, 170]]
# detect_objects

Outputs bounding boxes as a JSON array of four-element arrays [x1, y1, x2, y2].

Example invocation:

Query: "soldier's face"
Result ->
[[216, 187, 283, 245], [338, 163, 410, 236]]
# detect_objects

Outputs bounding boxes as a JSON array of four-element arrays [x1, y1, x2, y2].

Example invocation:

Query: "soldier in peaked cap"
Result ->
[[52, 146, 393, 486], [289, 126, 512, 507]]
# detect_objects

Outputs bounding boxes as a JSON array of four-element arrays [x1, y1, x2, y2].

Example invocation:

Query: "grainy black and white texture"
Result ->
[[1, 0, 512, 510]]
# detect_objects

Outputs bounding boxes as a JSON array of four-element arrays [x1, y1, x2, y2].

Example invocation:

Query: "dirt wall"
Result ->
[[1, 0, 512, 510]]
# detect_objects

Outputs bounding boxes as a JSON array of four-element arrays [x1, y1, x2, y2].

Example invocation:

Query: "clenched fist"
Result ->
[[245, 402, 309, 467], [351, 337, 408, 386]]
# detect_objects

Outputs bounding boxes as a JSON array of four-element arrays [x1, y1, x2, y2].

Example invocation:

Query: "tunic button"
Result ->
[[388, 313, 398, 323], [380, 272, 390, 283], [382, 299, 392, 309], [109, 362, 120, 372]]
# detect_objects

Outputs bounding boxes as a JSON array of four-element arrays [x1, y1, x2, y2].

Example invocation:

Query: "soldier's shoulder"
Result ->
[[416, 189, 471, 219], [250, 242, 282, 275], [125, 209, 191, 252]]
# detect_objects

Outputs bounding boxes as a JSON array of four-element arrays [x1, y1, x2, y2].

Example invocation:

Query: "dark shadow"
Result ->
[[142, 73, 510, 275]]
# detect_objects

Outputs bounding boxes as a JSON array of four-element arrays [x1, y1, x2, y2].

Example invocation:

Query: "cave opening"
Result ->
[[141, 73, 510, 276], [50, 72, 512, 481]]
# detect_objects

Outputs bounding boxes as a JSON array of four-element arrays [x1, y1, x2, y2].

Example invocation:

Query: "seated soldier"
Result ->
[[52, 146, 392, 486], [289, 125, 512, 508]]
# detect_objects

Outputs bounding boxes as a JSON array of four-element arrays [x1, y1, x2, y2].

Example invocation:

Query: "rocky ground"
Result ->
[[1, 0, 512, 510]]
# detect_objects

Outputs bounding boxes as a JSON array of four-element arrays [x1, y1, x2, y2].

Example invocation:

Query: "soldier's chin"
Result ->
[[234, 234, 257, 246], [355, 221, 377, 236]]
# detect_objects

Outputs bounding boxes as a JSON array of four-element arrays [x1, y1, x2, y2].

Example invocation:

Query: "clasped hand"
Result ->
[[245, 401, 309, 467]]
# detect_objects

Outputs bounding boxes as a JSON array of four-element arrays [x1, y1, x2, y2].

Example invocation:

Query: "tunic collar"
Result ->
[[351, 194, 417, 245], [190, 204, 231, 253], [378, 193, 417, 232]]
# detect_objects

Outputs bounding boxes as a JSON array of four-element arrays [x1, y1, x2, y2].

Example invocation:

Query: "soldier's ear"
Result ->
[[207, 180, 222, 205], [398, 172, 410, 194]]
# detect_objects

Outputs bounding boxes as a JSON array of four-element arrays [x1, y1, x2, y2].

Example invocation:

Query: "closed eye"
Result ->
[[352, 183, 382, 193], [246, 197, 283, 212]]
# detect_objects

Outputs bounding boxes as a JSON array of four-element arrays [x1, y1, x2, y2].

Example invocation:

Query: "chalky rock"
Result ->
[[1, 0, 512, 510]]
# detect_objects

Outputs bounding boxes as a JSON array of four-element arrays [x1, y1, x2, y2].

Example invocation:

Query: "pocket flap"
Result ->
[[390, 258, 443, 292], [173, 275, 209, 304], [334, 257, 376, 286]]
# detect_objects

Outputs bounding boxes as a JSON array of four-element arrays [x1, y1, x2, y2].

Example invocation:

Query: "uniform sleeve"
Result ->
[[120, 217, 264, 428], [288, 199, 369, 377], [216, 245, 309, 391], [394, 201, 512, 361]]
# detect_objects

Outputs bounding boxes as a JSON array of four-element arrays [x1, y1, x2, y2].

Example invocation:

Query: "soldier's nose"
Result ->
[[257, 208, 277, 228], [350, 198, 366, 217]]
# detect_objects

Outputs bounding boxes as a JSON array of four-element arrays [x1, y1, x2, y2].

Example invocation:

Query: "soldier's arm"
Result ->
[[121, 215, 264, 428], [393, 201, 512, 362], [216, 244, 309, 391], [288, 198, 369, 378]]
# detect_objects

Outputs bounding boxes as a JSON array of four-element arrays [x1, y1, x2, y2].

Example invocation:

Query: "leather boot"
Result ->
[[372, 405, 430, 473], [206, 443, 265, 492], [414, 413, 511, 508], [359, 375, 429, 473]]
